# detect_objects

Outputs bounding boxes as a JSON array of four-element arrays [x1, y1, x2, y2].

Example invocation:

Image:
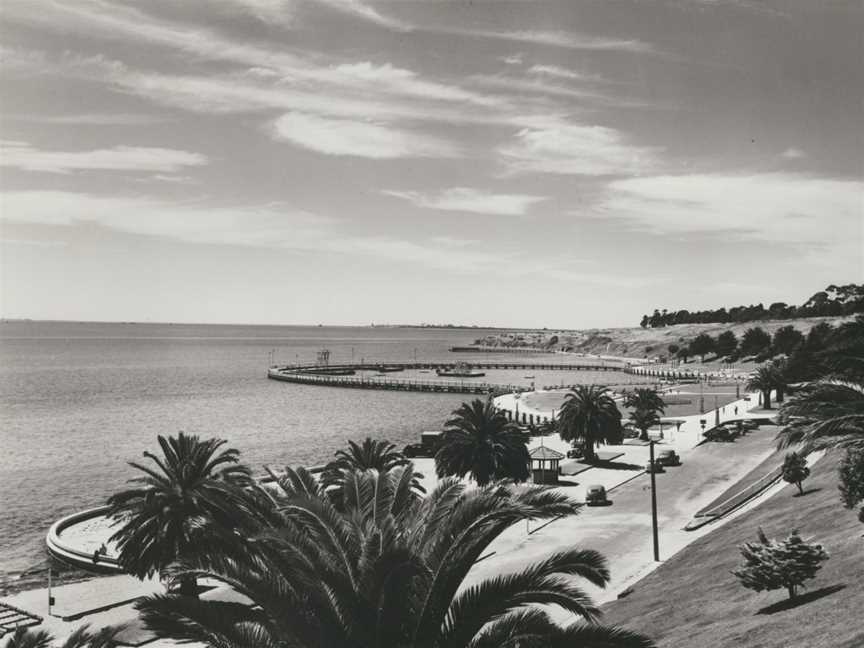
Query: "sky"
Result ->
[[0, 0, 862, 328]]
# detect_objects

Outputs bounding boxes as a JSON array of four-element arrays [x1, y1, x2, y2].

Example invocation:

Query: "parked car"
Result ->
[[585, 484, 609, 506], [704, 427, 735, 442], [402, 443, 428, 458], [742, 419, 759, 431], [566, 446, 584, 459], [644, 460, 665, 474], [656, 449, 681, 467], [622, 423, 640, 439]]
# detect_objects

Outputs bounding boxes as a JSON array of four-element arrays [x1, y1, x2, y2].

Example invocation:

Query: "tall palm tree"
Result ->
[[136, 466, 653, 648], [320, 437, 424, 502], [107, 433, 267, 596], [623, 388, 666, 441], [628, 408, 661, 443], [435, 398, 530, 485], [557, 386, 623, 463], [777, 380, 864, 452], [5, 625, 120, 648], [746, 367, 776, 409], [769, 358, 789, 403]]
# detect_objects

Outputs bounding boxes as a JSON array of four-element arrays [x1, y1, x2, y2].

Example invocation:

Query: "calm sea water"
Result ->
[[0, 321, 628, 592]]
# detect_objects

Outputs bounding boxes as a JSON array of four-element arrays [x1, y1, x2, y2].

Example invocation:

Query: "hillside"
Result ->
[[602, 450, 864, 648], [470, 315, 852, 362]]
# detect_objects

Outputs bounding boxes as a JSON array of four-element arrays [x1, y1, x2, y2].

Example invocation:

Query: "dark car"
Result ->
[[644, 460, 665, 474], [704, 427, 735, 442], [656, 449, 681, 467], [742, 420, 759, 431], [566, 447, 584, 459], [403, 443, 428, 458], [585, 485, 609, 506]]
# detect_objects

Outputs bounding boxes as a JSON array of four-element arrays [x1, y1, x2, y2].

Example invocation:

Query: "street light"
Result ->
[[649, 440, 660, 562]]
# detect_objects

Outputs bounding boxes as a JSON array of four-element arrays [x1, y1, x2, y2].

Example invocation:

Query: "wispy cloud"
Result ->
[[0, 141, 207, 174], [272, 112, 461, 158], [781, 147, 806, 159], [220, 0, 295, 25], [470, 74, 604, 101], [499, 54, 524, 66], [0, 190, 632, 285], [1, 2, 482, 108], [445, 28, 654, 53], [600, 173, 863, 265], [308, 0, 411, 30], [498, 119, 662, 176], [528, 65, 603, 81], [382, 187, 546, 216], [5, 112, 166, 125]]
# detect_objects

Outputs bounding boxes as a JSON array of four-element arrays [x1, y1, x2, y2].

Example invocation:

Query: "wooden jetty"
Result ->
[[267, 360, 634, 395]]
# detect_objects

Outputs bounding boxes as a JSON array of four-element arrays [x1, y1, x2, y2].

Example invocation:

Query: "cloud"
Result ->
[[382, 187, 547, 216], [499, 54, 524, 66], [446, 28, 654, 53], [527, 64, 583, 80], [781, 147, 805, 159], [0, 141, 207, 174], [272, 112, 461, 158], [498, 119, 662, 176], [5, 113, 166, 125], [470, 74, 604, 101], [1, 2, 480, 108], [599, 173, 863, 265], [220, 0, 295, 24], [308, 0, 411, 30], [0, 190, 633, 285]]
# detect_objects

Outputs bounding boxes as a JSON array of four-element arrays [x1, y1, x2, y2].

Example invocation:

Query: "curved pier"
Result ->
[[268, 360, 632, 394]]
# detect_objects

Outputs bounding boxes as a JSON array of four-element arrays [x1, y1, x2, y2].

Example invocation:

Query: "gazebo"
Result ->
[[529, 446, 565, 484]]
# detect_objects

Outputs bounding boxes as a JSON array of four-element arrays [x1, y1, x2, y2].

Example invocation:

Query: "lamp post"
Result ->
[[649, 440, 660, 562]]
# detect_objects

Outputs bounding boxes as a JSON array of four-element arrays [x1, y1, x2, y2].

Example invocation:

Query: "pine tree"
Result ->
[[782, 452, 811, 496], [733, 529, 829, 600], [838, 448, 864, 523]]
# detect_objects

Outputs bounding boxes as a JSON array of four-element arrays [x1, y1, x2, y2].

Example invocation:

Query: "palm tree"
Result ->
[[557, 386, 623, 463], [435, 398, 530, 485], [777, 380, 864, 452], [136, 465, 653, 648], [5, 625, 121, 648], [320, 437, 424, 502], [747, 367, 776, 409], [628, 408, 661, 443], [769, 358, 789, 403], [107, 432, 267, 596], [623, 388, 666, 441]]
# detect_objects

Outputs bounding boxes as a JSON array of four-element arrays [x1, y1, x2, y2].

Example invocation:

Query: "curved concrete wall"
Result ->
[[46, 506, 122, 573]]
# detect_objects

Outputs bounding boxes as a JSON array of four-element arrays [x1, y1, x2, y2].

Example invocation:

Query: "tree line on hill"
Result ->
[[639, 283, 864, 328], [667, 321, 840, 370]]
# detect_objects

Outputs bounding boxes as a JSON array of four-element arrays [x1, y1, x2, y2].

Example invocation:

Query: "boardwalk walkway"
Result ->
[[268, 360, 630, 394]]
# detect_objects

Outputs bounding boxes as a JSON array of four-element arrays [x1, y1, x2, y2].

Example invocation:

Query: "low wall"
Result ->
[[46, 506, 122, 573]]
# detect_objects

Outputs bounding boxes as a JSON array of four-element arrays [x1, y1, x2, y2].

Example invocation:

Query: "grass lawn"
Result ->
[[603, 450, 864, 648]]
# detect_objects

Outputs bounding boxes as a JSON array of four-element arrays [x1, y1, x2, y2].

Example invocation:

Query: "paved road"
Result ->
[[463, 425, 779, 612]]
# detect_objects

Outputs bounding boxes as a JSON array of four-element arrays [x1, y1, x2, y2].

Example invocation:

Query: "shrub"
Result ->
[[839, 448, 864, 523], [782, 452, 810, 496], [733, 529, 829, 601]]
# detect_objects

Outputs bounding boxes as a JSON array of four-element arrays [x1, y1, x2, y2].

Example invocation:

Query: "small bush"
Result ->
[[733, 528, 829, 601]]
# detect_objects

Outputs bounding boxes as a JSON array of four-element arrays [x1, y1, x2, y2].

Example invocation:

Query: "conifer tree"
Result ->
[[838, 448, 864, 523], [782, 452, 810, 496], [733, 529, 828, 601]]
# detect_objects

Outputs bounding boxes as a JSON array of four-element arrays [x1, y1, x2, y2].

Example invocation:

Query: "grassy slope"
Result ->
[[568, 315, 852, 359], [603, 451, 864, 648]]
